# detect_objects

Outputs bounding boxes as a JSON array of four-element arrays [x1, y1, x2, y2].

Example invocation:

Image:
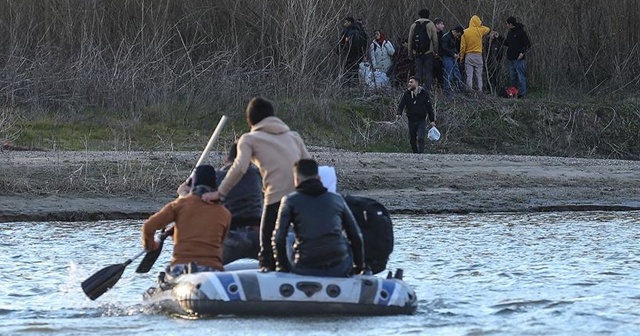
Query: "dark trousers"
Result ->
[[414, 53, 434, 91], [293, 253, 354, 278], [433, 56, 444, 88], [223, 228, 259, 265], [343, 55, 362, 86], [443, 56, 464, 97], [258, 201, 280, 270], [408, 119, 427, 153]]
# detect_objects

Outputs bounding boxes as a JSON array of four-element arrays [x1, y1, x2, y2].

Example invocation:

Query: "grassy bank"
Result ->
[[3, 89, 639, 160]]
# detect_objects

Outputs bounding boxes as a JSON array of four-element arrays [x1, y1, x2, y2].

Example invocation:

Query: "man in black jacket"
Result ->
[[217, 142, 263, 264], [441, 26, 465, 98], [272, 159, 365, 277], [177, 142, 263, 265], [396, 76, 436, 153], [339, 17, 366, 86], [492, 16, 531, 97]]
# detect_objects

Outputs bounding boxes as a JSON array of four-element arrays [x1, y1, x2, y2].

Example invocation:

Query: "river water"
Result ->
[[1, 211, 639, 335]]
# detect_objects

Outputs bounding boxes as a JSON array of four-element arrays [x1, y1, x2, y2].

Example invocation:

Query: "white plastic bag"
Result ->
[[358, 62, 389, 88], [428, 126, 441, 141], [318, 165, 337, 194], [368, 70, 389, 88], [358, 62, 371, 83]]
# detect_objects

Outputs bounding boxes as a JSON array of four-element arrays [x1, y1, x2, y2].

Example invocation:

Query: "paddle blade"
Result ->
[[81, 264, 126, 300], [136, 228, 172, 274], [135, 241, 164, 274]]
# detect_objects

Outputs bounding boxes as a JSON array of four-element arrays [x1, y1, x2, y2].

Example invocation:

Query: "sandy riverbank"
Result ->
[[1, 148, 639, 222]]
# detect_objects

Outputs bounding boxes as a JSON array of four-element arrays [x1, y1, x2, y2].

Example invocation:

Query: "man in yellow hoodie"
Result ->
[[459, 15, 490, 94]]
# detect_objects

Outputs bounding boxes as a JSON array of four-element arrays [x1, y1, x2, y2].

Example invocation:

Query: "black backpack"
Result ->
[[344, 195, 394, 274], [413, 20, 431, 53]]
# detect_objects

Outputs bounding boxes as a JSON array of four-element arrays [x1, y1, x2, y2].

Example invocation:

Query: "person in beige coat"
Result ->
[[203, 96, 311, 271], [407, 8, 439, 91]]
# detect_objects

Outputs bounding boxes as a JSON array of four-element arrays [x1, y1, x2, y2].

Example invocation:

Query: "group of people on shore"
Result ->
[[339, 9, 531, 99], [338, 8, 531, 154], [142, 96, 365, 281]]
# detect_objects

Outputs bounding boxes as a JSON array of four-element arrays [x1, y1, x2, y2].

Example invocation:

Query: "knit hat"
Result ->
[[192, 165, 217, 189], [506, 17, 518, 25]]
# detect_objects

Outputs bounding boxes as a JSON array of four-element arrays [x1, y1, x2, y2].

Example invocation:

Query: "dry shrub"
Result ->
[[0, 108, 21, 148], [0, 0, 638, 113]]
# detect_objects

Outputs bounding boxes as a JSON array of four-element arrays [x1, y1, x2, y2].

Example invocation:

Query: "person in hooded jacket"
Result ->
[[492, 17, 531, 97], [203, 96, 311, 272], [459, 15, 491, 93], [369, 30, 395, 74], [272, 159, 365, 277]]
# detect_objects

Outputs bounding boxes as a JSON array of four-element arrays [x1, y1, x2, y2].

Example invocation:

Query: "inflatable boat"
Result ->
[[143, 267, 417, 318]]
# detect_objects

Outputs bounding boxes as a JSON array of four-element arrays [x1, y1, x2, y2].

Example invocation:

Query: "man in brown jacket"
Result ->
[[142, 164, 231, 279], [204, 96, 311, 271]]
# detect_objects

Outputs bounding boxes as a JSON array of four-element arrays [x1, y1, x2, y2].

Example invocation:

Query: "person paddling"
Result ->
[[143, 165, 231, 281]]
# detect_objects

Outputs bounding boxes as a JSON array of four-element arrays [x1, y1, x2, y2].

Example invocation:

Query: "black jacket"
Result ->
[[441, 31, 460, 58], [217, 163, 263, 228], [498, 23, 531, 60], [340, 25, 365, 61], [397, 88, 435, 123], [272, 179, 364, 271]]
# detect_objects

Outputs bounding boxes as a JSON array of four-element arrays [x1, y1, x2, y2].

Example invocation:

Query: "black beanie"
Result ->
[[193, 165, 217, 189]]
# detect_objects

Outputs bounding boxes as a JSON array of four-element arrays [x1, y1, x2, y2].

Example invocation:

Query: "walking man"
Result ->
[[396, 76, 436, 154]]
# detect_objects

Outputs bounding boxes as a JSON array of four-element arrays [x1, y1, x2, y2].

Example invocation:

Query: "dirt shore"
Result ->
[[1, 148, 639, 222]]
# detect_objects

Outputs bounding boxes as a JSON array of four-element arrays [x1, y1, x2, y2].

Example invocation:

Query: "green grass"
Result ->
[[5, 93, 640, 160]]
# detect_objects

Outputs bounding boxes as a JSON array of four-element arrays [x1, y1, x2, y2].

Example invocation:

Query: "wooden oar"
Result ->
[[135, 114, 228, 274], [81, 115, 228, 300], [81, 250, 145, 300]]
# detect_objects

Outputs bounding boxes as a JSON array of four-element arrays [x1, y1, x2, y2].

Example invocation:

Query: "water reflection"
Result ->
[[1, 211, 639, 335]]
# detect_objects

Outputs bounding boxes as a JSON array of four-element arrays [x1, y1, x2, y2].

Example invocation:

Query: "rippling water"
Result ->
[[1, 212, 639, 335]]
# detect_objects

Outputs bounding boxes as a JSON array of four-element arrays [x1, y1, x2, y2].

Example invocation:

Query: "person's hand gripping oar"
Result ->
[[81, 115, 228, 300], [135, 115, 228, 274]]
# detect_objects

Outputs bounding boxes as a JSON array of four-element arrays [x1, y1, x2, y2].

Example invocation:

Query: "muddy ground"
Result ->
[[1, 147, 639, 222]]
